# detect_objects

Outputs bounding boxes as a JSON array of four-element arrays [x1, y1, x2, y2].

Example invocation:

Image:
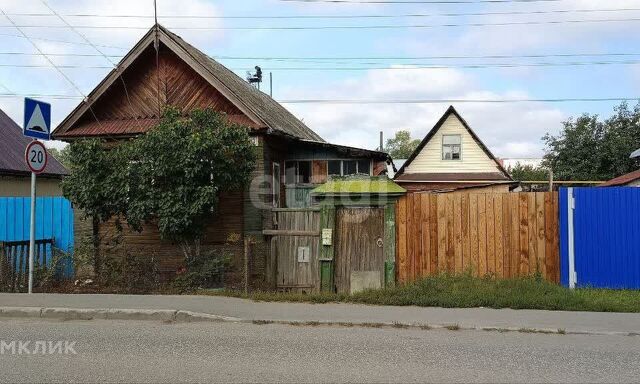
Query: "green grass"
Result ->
[[200, 274, 640, 313]]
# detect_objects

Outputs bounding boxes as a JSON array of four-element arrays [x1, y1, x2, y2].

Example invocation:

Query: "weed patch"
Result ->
[[201, 274, 640, 313]]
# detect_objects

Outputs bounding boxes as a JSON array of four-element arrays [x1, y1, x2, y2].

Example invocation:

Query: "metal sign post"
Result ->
[[29, 172, 36, 293], [24, 140, 48, 294], [23, 98, 51, 294]]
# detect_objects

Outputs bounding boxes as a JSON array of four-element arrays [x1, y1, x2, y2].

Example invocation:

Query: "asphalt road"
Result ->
[[0, 318, 638, 383]]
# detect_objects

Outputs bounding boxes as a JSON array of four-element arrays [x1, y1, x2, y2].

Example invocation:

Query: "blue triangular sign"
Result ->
[[24, 98, 51, 140]]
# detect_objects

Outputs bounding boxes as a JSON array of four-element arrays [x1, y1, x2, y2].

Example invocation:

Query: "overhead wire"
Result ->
[[280, 0, 572, 4], [2, 17, 640, 30], [4, 60, 640, 70], [39, 0, 135, 133], [1, 93, 637, 104], [0, 32, 127, 50], [2, 7, 639, 20]]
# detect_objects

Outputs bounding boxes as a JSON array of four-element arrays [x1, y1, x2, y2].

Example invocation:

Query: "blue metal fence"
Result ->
[[0, 197, 74, 277], [560, 187, 640, 289]]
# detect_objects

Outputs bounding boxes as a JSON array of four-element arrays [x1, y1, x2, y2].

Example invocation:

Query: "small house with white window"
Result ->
[[393, 106, 515, 193]]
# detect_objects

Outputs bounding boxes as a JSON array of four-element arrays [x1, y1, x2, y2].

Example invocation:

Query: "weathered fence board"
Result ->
[[271, 209, 320, 293], [396, 192, 560, 283], [0, 239, 55, 292]]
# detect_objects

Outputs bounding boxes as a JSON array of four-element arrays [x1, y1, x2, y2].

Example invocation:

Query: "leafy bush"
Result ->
[[171, 252, 231, 293], [99, 254, 159, 293]]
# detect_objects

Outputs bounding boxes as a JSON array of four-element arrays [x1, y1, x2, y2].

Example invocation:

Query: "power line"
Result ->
[[3, 17, 640, 30], [3, 7, 639, 20], [0, 32, 127, 50], [0, 64, 112, 69], [4, 59, 640, 70], [39, 0, 117, 67], [0, 93, 82, 99], [0, 8, 88, 98], [1, 93, 636, 104], [278, 97, 639, 104], [3, 51, 640, 61], [280, 0, 565, 4]]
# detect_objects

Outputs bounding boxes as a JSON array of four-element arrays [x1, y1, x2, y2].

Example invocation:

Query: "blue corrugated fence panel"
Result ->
[[567, 187, 640, 289], [0, 196, 74, 278]]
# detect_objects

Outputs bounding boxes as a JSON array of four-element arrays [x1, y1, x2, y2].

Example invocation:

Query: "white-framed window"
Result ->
[[442, 134, 462, 160]]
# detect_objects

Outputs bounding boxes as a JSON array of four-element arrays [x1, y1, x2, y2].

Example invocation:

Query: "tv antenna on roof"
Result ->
[[247, 66, 263, 90]]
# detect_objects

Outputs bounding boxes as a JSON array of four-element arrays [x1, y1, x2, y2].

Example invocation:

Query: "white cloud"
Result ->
[[282, 67, 566, 158], [396, 0, 640, 56]]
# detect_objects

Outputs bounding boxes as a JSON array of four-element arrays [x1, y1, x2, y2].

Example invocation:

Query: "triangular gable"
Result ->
[[394, 106, 512, 180], [54, 24, 323, 141]]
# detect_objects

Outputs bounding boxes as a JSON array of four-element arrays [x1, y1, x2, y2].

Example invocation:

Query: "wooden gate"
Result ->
[[335, 207, 385, 294], [266, 208, 320, 293]]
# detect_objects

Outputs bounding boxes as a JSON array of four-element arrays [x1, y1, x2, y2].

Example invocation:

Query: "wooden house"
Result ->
[[0, 108, 67, 197], [52, 24, 389, 286], [393, 106, 515, 193]]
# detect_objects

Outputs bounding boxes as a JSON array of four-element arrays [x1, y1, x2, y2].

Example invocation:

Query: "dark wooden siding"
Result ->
[[98, 191, 245, 282], [70, 45, 260, 136]]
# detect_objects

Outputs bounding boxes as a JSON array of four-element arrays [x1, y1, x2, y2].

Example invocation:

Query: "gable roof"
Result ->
[[53, 24, 323, 142], [600, 169, 640, 187], [0, 109, 68, 177], [394, 105, 512, 181]]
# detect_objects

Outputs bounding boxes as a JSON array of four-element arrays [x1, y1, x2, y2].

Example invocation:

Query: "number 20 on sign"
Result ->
[[25, 140, 48, 174]]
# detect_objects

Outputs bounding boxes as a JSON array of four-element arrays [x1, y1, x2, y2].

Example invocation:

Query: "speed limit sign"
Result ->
[[25, 140, 48, 174]]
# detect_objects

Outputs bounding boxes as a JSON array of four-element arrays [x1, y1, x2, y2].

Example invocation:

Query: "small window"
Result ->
[[298, 161, 311, 184], [442, 135, 462, 160], [328, 160, 341, 176], [285, 161, 297, 184], [343, 160, 357, 175], [357, 159, 371, 175]]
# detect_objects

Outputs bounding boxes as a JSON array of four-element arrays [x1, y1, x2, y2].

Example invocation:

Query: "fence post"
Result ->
[[567, 188, 577, 289]]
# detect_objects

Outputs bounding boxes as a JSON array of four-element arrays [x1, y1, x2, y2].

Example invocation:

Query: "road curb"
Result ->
[[0, 306, 635, 336]]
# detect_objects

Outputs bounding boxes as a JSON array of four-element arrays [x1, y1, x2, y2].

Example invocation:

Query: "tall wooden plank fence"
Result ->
[[396, 192, 559, 284]]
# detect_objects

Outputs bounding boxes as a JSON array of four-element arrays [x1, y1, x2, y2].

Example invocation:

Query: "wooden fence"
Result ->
[[396, 192, 560, 283], [0, 239, 55, 292]]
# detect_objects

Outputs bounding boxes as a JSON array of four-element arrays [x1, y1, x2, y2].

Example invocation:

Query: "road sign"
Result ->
[[24, 98, 51, 140], [25, 140, 48, 174]]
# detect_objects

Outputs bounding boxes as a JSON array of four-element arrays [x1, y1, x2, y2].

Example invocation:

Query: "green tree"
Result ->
[[543, 102, 640, 181], [63, 108, 255, 265], [47, 146, 71, 169], [62, 139, 130, 273], [508, 163, 549, 181], [125, 108, 255, 260], [384, 130, 421, 159]]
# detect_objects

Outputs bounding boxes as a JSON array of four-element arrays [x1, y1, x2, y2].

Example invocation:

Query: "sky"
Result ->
[[0, 0, 639, 157]]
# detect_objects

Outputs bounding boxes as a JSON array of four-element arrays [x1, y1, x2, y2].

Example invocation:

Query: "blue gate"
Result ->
[[560, 187, 640, 289], [0, 197, 74, 277]]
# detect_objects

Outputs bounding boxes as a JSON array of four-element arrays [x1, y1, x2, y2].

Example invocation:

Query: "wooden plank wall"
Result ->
[[396, 192, 559, 283]]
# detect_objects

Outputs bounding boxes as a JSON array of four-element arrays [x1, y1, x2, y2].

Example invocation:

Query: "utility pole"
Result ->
[[269, 72, 273, 97], [379, 131, 384, 151], [548, 168, 554, 192]]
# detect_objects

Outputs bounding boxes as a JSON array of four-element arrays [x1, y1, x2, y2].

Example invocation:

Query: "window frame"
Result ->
[[442, 134, 462, 161], [272, 162, 281, 207]]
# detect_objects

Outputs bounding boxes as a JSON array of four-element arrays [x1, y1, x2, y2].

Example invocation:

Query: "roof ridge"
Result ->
[[394, 106, 512, 180]]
